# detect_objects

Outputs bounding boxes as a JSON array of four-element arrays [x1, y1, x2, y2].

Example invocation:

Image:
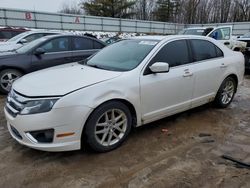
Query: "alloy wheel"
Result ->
[[1, 72, 20, 92], [94, 109, 128, 147], [221, 80, 235, 105]]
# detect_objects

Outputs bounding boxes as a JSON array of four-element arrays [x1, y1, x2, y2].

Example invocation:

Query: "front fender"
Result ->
[[55, 75, 142, 126]]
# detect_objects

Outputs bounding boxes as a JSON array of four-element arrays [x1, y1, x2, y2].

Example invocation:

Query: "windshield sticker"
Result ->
[[139, 41, 158, 45]]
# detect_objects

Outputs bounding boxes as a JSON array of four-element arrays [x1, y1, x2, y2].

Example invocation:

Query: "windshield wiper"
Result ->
[[86, 64, 106, 70], [78, 58, 88, 65]]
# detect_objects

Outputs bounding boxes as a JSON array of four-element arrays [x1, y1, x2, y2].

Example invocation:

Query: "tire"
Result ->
[[84, 101, 132, 153], [0, 69, 23, 94], [214, 77, 237, 108]]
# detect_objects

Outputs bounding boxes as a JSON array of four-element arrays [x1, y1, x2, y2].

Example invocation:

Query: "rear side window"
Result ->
[[93, 41, 104, 49], [152, 40, 190, 67], [72, 37, 93, 50], [190, 39, 223, 61]]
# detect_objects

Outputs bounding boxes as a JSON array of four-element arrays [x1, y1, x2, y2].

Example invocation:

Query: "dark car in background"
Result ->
[[0, 27, 29, 42], [0, 34, 106, 93], [0, 30, 60, 52]]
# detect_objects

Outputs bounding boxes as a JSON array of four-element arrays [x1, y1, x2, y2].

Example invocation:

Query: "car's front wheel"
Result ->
[[214, 77, 237, 108], [84, 101, 132, 152], [0, 69, 23, 94]]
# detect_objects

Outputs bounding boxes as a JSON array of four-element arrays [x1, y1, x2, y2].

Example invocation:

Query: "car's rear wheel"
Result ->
[[214, 77, 237, 108], [84, 101, 132, 152], [0, 69, 23, 94]]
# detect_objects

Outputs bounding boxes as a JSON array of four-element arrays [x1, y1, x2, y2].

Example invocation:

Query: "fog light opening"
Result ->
[[28, 129, 54, 143]]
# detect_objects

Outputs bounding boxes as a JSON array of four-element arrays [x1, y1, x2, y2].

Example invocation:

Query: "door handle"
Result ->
[[224, 42, 230, 45], [220, 63, 228, 68], [183, 69, 193, 77]]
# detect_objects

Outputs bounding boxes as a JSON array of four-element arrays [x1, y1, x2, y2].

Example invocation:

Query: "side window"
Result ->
[[24, 33, 44, 42], [93, 41, 104, 49], [215, 46, 224, 57], [209, 27, 231, 40], [72, 37, 93, 50], [152, 40, 190, 67], [39, 37, 69, 53], [190, 39, 221, 61]]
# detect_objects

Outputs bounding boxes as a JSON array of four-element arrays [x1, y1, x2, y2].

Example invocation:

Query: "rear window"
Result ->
[[72, 37, 93, 50], [190, 39, 223, 61]]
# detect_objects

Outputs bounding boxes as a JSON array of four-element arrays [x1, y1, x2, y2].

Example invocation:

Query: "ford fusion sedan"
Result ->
[[5, 35, 244, 152], [0, 34, 105, 93]]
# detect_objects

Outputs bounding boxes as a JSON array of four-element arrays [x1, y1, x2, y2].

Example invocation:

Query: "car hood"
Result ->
[[0, 42, 22, 52], [13, 63, 123, 97]]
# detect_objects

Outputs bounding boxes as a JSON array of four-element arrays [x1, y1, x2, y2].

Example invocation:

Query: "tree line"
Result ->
[[60, 0, 250, 24]]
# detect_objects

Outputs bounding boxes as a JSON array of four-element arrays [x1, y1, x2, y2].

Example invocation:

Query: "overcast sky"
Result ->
[[0, 0, 80, 12]]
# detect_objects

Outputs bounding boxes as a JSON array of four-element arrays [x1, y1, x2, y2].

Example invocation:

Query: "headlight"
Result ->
[[20, 99, 58, 115]]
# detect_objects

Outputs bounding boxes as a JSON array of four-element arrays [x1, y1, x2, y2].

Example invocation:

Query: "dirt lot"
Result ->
[[0, 76, 250, 188]]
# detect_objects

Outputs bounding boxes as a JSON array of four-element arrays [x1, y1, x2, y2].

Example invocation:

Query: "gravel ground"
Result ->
[[0, 76, 250, 188]]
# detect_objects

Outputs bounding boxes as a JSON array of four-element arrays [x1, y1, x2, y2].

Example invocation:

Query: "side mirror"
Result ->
[[34, 48, 46, 56], [18, 39, 28, 44], [149, 62, 169, 73]]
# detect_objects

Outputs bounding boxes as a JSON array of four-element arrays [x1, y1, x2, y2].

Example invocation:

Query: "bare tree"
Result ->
[[134, 0, 156, 20], [59, 1, 82, 14]]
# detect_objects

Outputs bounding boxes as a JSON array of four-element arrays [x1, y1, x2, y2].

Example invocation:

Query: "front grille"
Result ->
[[10, 125, 22, 140], [6, 90, 26, 117]]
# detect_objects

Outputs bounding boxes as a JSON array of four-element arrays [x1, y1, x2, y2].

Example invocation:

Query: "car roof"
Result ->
[[184, 25, 232, 30], [131, 35, 213, 42], [40, 34, 106, 45], [24, 30, 62, 35]]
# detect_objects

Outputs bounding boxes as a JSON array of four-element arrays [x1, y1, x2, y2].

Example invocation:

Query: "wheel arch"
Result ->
[[0, 66, 26, 74], [217, 73, 239, 95], [226, 74, 238, 88], [87, 98, 138, 128], [80, 98, 138, 149]]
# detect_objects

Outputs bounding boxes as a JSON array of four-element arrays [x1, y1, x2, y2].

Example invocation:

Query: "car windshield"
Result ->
[[183, 29, 205, 36], [7, 32, 29, 42], [16, 37, 48, 53], [85, 39, 158, 71], [242, 32, 250, 38]]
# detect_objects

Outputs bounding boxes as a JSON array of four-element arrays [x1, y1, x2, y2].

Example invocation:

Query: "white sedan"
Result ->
[[4, 35, 245, 152]]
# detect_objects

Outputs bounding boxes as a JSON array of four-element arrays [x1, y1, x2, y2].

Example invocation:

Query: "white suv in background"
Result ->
[[180, 26, 247, 52], [5, 35, 245, 153]]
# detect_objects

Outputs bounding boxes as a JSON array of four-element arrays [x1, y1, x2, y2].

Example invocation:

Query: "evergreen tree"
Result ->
[[155, 0, 179, 22], [82, 0, 136, 18]]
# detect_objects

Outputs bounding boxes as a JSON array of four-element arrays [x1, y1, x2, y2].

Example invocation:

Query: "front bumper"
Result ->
[[4, 105, 92, 152]]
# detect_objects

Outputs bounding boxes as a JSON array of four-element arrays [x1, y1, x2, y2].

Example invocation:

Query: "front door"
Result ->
[[208, 26, 233, 49], [31, 37, 72, 71], [140, 39, 195, 124]]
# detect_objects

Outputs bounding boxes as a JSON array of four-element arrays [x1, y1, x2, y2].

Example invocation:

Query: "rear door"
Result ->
[[30, 36, 72, 71], [188, 39, 226, 107], [70, 36, 105, 62]]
